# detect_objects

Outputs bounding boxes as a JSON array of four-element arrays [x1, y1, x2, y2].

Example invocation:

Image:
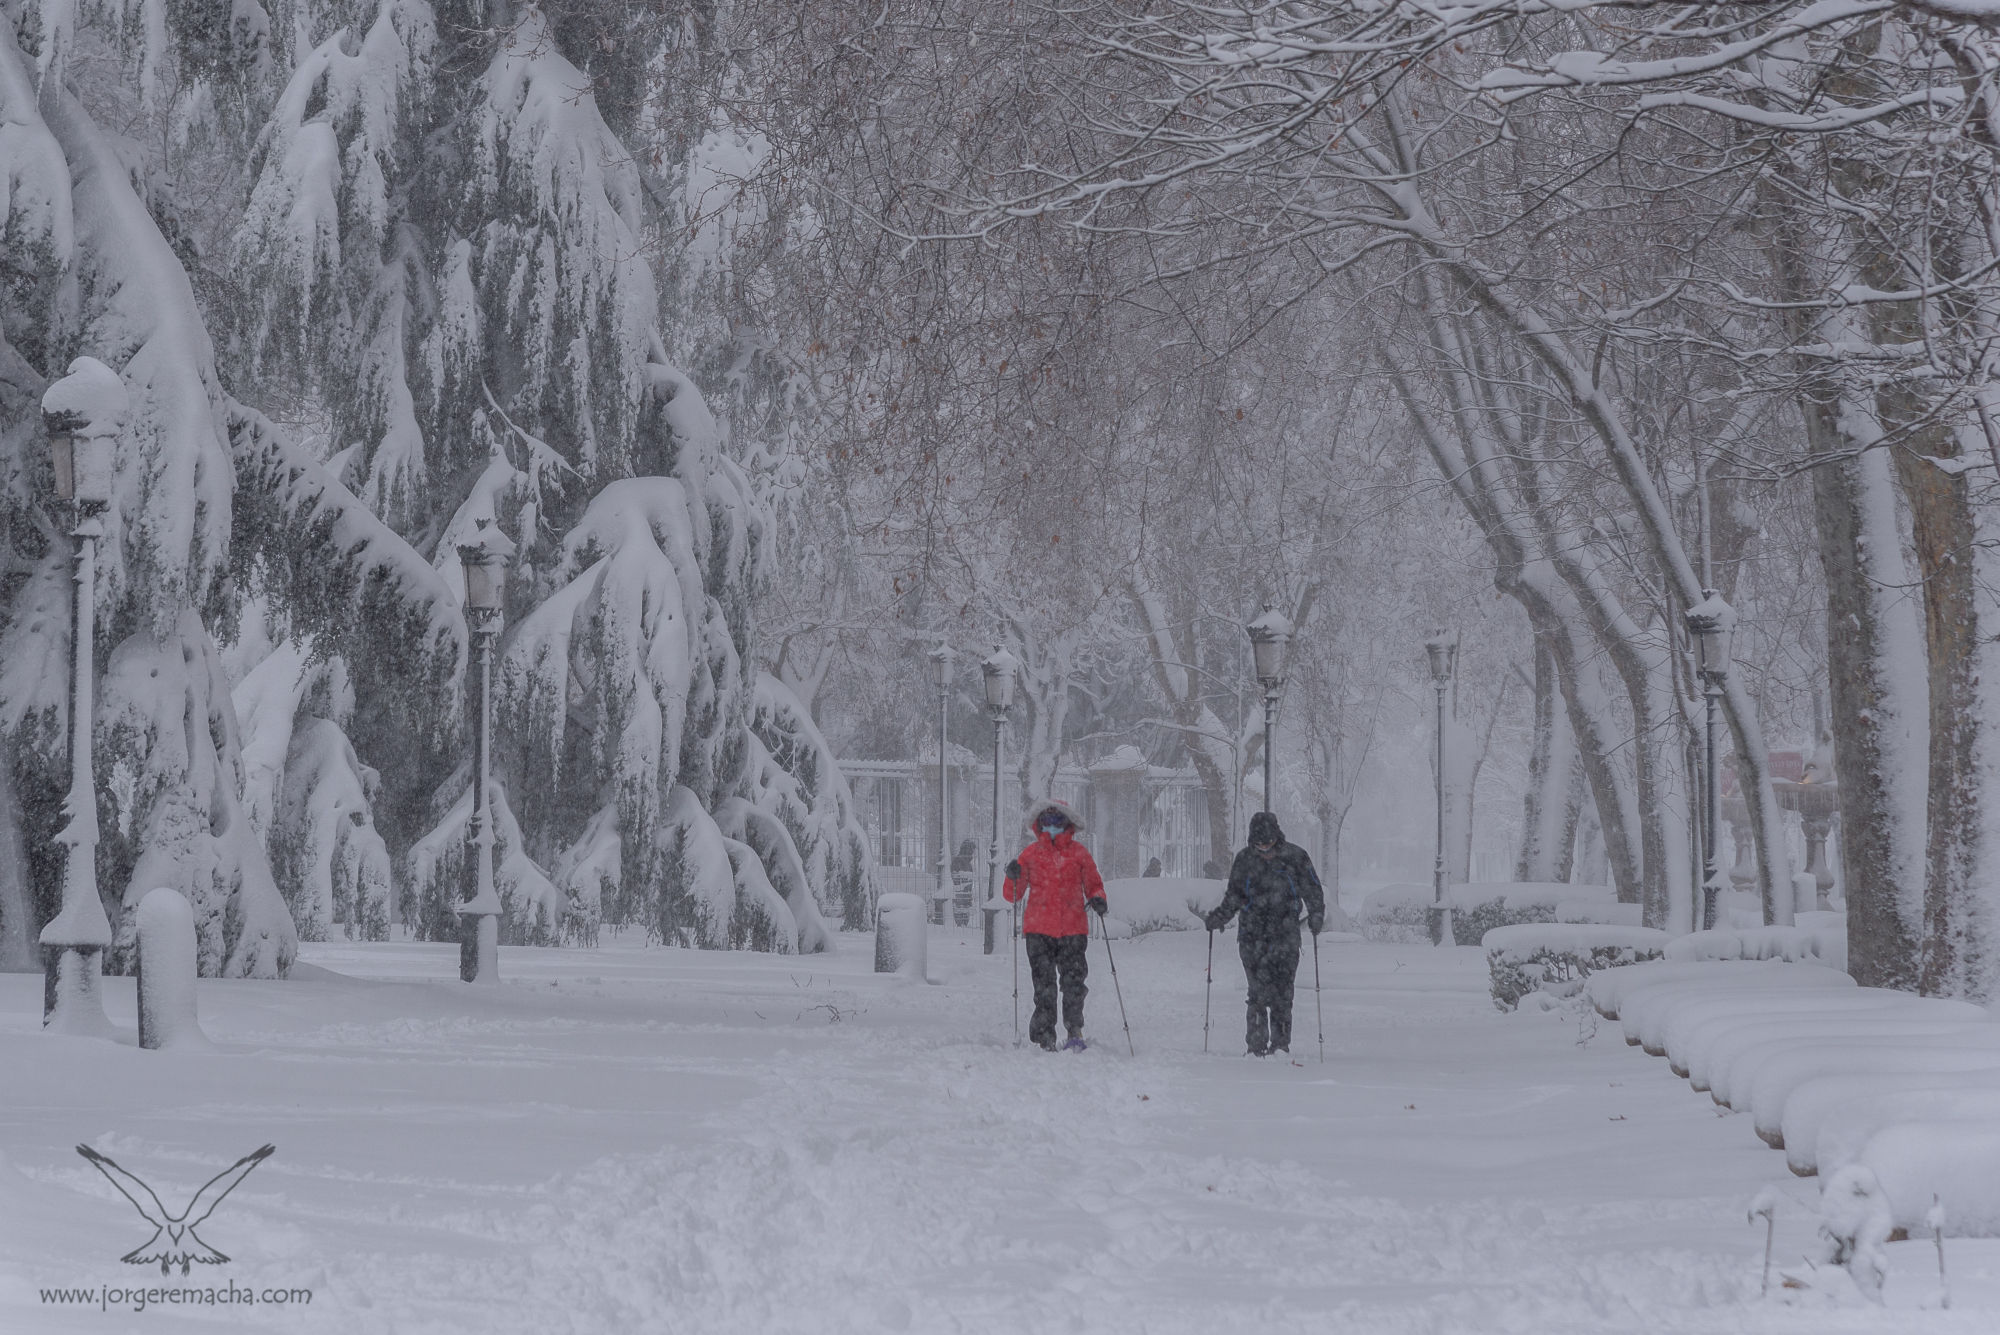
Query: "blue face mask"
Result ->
[[1040, 818, 1067, 838]]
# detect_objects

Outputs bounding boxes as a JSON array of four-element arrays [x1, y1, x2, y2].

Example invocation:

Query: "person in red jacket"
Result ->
[[1002, 798, 1107, 1051]]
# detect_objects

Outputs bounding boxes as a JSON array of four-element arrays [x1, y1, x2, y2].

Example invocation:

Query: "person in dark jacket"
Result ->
[[1002, 798, 1107, 1051], [1204, 811, 1326, 1056]]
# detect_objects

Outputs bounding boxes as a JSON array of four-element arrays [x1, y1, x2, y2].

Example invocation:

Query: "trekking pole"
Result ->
[[1203, 929, 1214, 1054], [1097, 916, 1135, 1056], [1012, 895, 1021, 1042], [1312, 929, 1324, 1064]]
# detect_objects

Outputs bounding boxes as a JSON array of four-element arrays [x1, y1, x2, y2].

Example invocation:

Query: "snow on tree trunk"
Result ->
[[1441, 710, 1474, 886], [1385, 353, 1645, 907], [1918, 470, 2000, 1003], [135, 887, 207, 1051], [1517, 638, 1576, 883], [1128, 568, 1237, 863], [1803, 397, 1928, 989]]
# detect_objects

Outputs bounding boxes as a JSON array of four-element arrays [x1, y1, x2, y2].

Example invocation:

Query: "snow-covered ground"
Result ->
[[1, 931, 1992, 1333]]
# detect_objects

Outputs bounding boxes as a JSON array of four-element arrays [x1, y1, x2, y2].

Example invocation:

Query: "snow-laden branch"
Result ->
[[1635, 86, 1962, 131], [227, 403, 466, 708]]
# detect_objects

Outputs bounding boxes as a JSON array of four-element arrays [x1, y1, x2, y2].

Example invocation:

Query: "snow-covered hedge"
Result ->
[[1481, 924, 1669, 1011], [1663, 921, 1846, 972], [1100, 876, 1225, 936], [1586, 957, 2000, 1241], [1359, 882, 1616, 945], [1842, 1125, 2000, 1236], [1585, 957, 1851, 1021]]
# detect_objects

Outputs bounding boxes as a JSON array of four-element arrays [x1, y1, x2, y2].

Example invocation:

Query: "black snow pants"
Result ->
[[1025, 933, 1089, 1046], [1240, 930, 1301, 1055]]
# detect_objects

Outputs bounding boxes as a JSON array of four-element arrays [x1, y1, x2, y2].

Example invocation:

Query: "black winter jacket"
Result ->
[[1207, 836, 1326, 944]]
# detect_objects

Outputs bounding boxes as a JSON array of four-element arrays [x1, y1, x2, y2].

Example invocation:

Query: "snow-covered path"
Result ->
[[1, 931, 1991, 1332]]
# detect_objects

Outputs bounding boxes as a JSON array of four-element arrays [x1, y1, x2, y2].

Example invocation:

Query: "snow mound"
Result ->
[[874, 893, 926, 978], [1580, 956, 2000, 1233], [1586, 957, 1852, 1020], [1849, 1122, 2000, 1237], [135, 887, 210, 1051], [40, 355, 127, 433], [1101, 876, 1225, 934]]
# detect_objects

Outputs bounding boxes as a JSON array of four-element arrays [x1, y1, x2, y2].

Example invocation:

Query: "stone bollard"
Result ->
[[135, 888, 207, 1050], [873, 892, 927, 978]]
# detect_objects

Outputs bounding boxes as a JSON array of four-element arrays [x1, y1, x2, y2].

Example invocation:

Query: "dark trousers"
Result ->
[[1026, 933, 1089, 1044], [1241, 936, 1300, 1054]]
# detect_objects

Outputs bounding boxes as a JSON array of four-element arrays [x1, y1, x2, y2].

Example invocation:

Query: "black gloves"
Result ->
[[1308, 913, 1325, 936], [1203, 910, 1227, 932], [1088, 897, 1107, 916], [1005, 860, 1023, 881]]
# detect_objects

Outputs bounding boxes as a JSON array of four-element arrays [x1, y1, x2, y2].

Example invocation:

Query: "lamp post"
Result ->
[[928, 644, 956, 929], [457, 519, 513, 983], [39, 357, 126, 1034], [980, 646, 1019, 955], [1685, 592, 1735, 931], [1246, 604, 1293, 817], [1425, 635, 1456, 947]]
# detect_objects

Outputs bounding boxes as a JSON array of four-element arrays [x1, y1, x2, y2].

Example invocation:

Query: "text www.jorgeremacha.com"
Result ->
[[40, 1283, 312, 1312]]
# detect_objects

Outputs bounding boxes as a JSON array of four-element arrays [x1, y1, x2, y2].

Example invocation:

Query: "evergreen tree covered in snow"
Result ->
[[0, 8, 302, 977], [0, 1, 856, 970], [212, 1, 852, 950]]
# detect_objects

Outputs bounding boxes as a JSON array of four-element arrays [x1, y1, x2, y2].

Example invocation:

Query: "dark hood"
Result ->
[[1248, 811, 1284, 846]]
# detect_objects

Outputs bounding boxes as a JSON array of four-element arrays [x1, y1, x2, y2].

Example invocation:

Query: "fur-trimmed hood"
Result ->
[[1023, 796, 1085, 837]]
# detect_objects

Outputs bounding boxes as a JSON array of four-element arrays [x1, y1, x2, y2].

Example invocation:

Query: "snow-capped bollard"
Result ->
[[874, 892, 926, 978], [136, 888, 207, 1050]]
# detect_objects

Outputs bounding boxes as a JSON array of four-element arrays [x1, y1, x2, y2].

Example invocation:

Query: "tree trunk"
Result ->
[[1902, 441, 1990, 997], [1516, 638, 1576, 882], [1381, 354, 1645, 905], [1800, 393, 1928, 989], [1556, 756, 1584, 883]]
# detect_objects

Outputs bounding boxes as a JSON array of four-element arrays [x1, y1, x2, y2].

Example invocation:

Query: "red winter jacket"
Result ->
[[1002, 829, 1106, 937]]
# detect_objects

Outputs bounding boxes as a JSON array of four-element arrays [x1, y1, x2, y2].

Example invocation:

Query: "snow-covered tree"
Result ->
[[0, 13, 300, 977], [217, 2, 849, 950]]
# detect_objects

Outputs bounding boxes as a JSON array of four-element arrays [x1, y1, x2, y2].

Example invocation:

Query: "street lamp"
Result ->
[[1685, 591, 1735, 931], [979, 646, 1019, 955], [1246, 604, 1293, 817], [457, 519, 514, 983], [1425, 634, 1456, 947], [39, 357, 126, 1034], [928, 643, 956, 929]]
